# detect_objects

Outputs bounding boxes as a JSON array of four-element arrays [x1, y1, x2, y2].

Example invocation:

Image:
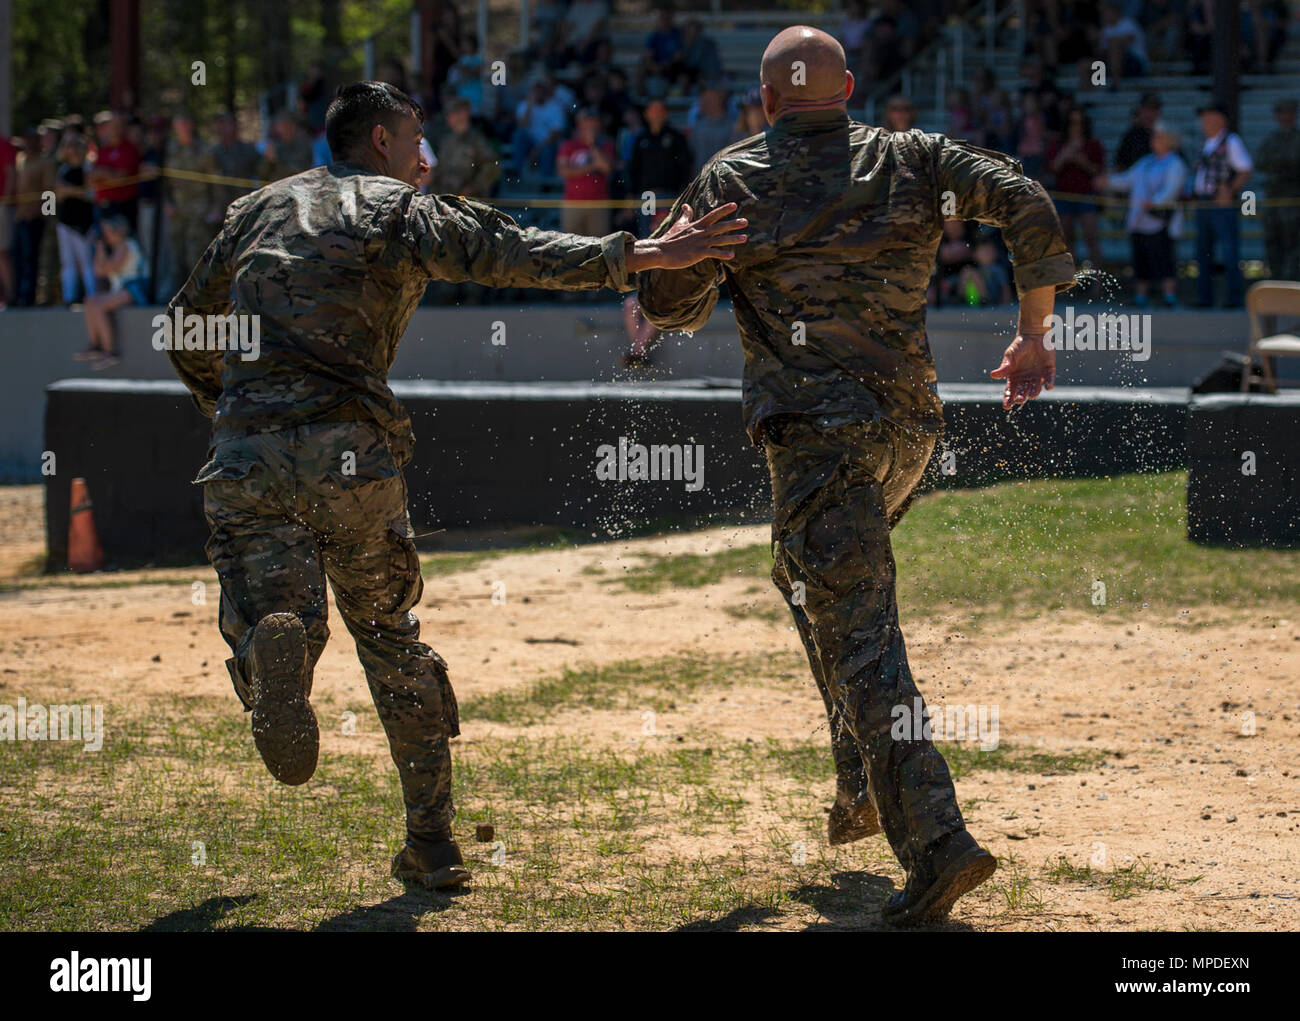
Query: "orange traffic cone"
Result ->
[[68, 477, 104, 573]]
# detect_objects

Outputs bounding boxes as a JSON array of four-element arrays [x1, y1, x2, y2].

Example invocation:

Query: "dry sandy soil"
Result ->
[[2, 483, 1298, 931]]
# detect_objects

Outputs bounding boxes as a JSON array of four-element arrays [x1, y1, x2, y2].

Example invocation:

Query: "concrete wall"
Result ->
[[2, 301, 1263, 479]]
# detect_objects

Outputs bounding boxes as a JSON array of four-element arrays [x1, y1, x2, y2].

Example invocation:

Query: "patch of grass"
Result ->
[[1044, 855, 1202, 900], [937, 742, 1108, 781], [419, 551, 498, 578], [459, 651, 805, 725], [991, 855, 1048, 913], [600, 545, 771, 594]]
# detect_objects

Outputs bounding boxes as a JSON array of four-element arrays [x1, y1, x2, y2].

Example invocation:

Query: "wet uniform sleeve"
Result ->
[[933, 135, 1077, 294], [405, 192, 635, 291], [165, 216, 236, 418], [635, 169, 725, 333]]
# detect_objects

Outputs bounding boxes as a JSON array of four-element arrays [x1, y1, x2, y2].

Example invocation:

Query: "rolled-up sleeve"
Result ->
[[933, 135, 1077, 294], [405, 192, 635, 292], [636, 172, 724, 332]]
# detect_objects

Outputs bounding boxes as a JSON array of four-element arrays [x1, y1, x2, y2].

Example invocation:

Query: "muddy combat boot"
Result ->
[[828, 788, 883, 845], [881, 829, 996, 927], [392, 831, 472, 890], [247, 612, 319, 786]]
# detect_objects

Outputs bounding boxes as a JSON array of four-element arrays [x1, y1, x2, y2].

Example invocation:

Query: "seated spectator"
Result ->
[[557, 108, 614, 238], [1048, 107, 1106, 267], [957, 238, 1014, 307], [841, 1, 872, 71], [735, 90, 766, 139], [641, 8, 684, 93], [1098, 1, 1149, 82], [1096, 122, 1186, 308], [932, 220, 975, 306], [984, 90, 1015, 153], [1018, 58, 1065, 138], [54, 133, 97, 305], [1141, 0, 1187, 63], [78, 215, 148, 368], [945, 87, 974, 139], [680, 19, 722, 85]]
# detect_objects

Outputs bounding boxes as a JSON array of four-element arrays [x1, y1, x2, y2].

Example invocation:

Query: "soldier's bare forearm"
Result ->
[[1017, 285, 1055, 338]]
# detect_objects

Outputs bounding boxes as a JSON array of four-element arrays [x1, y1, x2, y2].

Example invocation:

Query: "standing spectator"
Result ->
[[53, 133, 97, 305], [165, 114, 218, 293], [211, 114, 261, 218], [557, 108, 614, 238], [89, 111, 141, 231], [689, 88, 736, 171], [78, 215, 148, 367], [627, 98, 693, 237], [1015, 91, 1049, 180], [512, 79, 567, 178], [0, 131, 15, 306], [883, 95, 917, 133], [430, 99, 500, 198], [945, 87, 974, 139], [1114, 93, 1162, 172], [1190, 102, 1252, 308], [35, 122, 65, 305], [11, 128, 56, 306], [136, 117, 167, 272], [1017, 58, 1065, 139], [1255, 98, 1300, 281], [1098, 2, 1150, 82], [1097, 122, 1187, 307], [1048, 107, 1106, 267]]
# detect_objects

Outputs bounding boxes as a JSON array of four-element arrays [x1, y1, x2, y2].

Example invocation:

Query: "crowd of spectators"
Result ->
[[1, 0, 1296, 358]]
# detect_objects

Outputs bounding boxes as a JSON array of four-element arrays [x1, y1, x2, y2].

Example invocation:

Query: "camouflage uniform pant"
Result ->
[[763, 414, 964, 873], [1261, 206, 1300, 283], [198, 419, 458, 837]]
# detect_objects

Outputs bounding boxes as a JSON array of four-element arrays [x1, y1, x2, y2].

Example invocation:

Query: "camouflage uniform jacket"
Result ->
[[431, 127, 501, 198], [1256, 128, 1300, 199], [637, 109, 1076, 443], [167, 161, 635, 461], [164, 141, 218, 219]]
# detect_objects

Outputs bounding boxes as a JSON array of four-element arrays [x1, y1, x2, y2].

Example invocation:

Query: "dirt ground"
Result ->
[[2, 483, 1298, 931]]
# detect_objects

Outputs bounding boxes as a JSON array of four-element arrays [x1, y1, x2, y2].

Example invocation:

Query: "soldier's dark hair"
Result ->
[[325, 81, 424, 161]]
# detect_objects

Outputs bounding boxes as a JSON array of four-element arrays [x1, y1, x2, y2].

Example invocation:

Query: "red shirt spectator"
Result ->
[[91, 114, 141, 204], [0, 135, 16, 197], [558, 136, 614, 202], [1047, 136, 1105, 196]]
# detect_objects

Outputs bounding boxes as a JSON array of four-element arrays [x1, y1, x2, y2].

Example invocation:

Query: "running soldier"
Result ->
[[637, 27, 1074, 925], [166, 82, 747, 890]]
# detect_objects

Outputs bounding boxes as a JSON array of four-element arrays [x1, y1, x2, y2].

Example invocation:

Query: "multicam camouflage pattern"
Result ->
[[169, 160, 636, 838], [210, 140, 262, 214], [637, 108, 1074, 872], [764, 414, 961, 873], [430, 127, 501, 198], [637, 109, 1076, 443], [1256, 126, 1300, 281], [200, 419, 458, 835], [165, 142, 219, 283], [168, 162, 634, 455]]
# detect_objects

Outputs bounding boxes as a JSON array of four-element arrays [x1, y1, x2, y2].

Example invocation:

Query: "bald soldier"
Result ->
[[638, 28, 1075, 925], [167, 82, 747, 891]]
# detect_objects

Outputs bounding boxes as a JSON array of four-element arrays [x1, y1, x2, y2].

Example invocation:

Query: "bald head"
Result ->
[[759, 26, 853, 124]]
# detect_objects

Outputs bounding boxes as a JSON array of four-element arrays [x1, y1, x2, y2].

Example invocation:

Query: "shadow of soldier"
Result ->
[[138, 886, 468, 932], [313, 887, 469, 932], [671, 868, 981, 932], [139, 894, 265, 932]]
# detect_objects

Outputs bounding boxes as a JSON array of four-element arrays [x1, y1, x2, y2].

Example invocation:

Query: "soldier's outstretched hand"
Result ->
[[628, 202, 749, 273], [990, 333, 1056, 409]]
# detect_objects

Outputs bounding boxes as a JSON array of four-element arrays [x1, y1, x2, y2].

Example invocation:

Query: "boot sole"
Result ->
[[392, 853, 472, 890], [828, 800, 883, 845], [883, 847, 997, 926], [249, 614, 318, 786]]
